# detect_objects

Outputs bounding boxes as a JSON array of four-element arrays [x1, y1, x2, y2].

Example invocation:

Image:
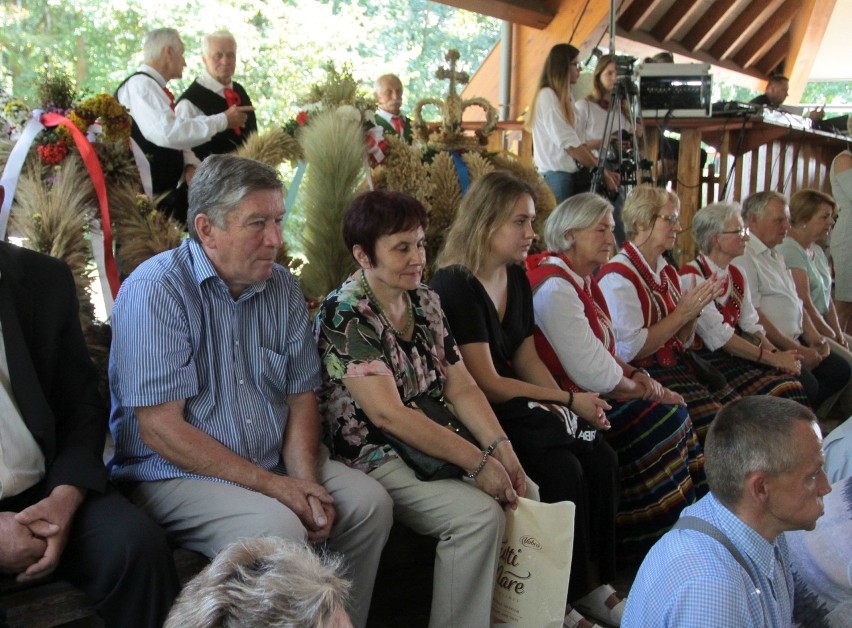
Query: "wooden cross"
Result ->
[[435, 50, 469, 98]]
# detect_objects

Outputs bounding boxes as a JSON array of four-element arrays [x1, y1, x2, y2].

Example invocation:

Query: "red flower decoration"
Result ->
[[296, 111, 309, 126], [37, 140, 68, 165]]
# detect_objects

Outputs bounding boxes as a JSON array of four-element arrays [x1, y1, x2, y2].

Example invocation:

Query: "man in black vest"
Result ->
[[176, 30, 258, 167], [116, 28, 252, 222]]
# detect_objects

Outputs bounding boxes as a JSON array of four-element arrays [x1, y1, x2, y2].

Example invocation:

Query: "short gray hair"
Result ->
[[692, 202, 742, 254], [543, 193, 613, 252], [202, 30, 236, 57], [143, 28, 181, 63], [741, 190, 787, 222], [704, 396, 817, 508], [622, 184, 680, 241], [187, 154, 283, 241], [374, 73, 402, 94], [164, 538, 351, 628]]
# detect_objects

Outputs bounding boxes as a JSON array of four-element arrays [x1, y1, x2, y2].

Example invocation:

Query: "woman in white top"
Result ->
[[575, 55, 642, 244], [528, 44, 619, 204], [830, 146, 852, 333]]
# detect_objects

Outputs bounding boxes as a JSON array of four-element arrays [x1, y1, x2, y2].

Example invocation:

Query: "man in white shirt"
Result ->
[[176, 31, 258, 167], [116, 28, 252, 221], [373, 74, 412, 143], [732, 191, 850, 412]]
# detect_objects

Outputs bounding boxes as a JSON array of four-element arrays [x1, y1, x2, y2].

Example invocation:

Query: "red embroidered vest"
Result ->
[[526, 252, 615, 393]]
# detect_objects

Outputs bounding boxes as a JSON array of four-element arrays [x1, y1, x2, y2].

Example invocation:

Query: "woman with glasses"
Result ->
[[527, 44, 620, 203], [597, 185, 739, 441], [679, 202, 809, 403]]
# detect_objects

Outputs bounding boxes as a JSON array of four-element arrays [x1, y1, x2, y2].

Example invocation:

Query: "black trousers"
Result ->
[[1, 484, 180, 628], [797, 349, 851, 409], [495, 398, 620, 601]]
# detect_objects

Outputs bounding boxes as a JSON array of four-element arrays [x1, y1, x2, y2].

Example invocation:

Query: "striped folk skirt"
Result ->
[[604, 396, 707, 567], [696, 349, 810, 407], [643, 358, 740, 442]]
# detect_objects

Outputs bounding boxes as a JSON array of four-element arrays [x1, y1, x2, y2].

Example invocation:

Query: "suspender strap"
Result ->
[[672, 516, 758, 588]]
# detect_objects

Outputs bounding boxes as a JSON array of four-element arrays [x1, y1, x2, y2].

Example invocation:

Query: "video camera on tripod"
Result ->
[[590, 53, 652, 192]]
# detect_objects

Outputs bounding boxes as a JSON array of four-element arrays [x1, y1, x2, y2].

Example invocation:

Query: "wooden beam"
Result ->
[[732, 0, 798, 69], [432, 0, 557, 29], [755, 33, 789, 77], [681, 0, 739, 52], [462, 1, 611, 122], [708, 0, 782, 60], [650, 0, 703, 42], [619, 0, 664, 32], [785, 0, 836, 101]]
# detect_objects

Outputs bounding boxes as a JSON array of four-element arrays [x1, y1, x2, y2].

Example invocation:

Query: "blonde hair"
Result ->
[[623, 184, 680, 241], [789, 189, 836, 226], [437, 171, 535, 274], [527, 44, 579, 130]]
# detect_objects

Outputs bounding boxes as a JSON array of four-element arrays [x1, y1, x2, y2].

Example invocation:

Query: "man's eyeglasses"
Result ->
[[721, 227, 750, 238], [655, 213, 681, 226]]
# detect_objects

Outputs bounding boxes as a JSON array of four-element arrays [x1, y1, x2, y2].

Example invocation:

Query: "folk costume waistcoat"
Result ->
[[680, 256, 746, 350], [115, 72, 184, 196], [176, 80, 257, 160], [597, 243, 684, 368], [527, 252, 616, 393]]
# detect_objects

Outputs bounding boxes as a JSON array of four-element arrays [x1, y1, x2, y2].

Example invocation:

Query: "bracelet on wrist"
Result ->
[[486, 436, 510, 455], [566, 389, 575, 411], [466, 449, 491, 480], [629, 368, 650, 379], [757, 346, 764, 364]]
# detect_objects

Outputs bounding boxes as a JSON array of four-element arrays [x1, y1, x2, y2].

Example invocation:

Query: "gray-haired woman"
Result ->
[[679, 202, 808, 405]]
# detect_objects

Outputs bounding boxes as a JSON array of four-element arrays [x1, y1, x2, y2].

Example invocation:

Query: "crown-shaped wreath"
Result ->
[[412, 49, 497, 151]]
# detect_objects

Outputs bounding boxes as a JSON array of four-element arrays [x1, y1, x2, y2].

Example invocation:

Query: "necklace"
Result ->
[[359, 269, 414, 337]]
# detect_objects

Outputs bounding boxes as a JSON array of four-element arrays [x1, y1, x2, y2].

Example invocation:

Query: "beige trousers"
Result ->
[[131, 447, 393, 628]]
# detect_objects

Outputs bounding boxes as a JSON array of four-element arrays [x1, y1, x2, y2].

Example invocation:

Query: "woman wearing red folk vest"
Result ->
[[527, 192, 706, 567], [680, 202, 808, 404], [597, 185, 739, 441]]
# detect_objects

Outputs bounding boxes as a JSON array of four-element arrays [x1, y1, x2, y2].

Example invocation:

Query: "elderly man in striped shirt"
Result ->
[[108, 154, 393, 628]]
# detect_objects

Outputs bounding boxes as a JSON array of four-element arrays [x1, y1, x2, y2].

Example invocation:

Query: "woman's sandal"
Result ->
[[573, 583, 626, 627]]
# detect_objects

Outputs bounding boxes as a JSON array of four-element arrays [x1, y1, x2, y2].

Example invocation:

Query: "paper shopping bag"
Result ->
[[491, 496, 575, 627]]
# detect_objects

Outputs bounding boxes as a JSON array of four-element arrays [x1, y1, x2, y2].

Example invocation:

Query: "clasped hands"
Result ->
[[0, 485, 84, 583]]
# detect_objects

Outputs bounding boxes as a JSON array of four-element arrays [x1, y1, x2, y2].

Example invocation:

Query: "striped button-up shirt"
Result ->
[[109, 239, 321, 483]]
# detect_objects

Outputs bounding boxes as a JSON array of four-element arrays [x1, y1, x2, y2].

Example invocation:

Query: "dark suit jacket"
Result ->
[[376, 112, 413, 143], [0, 242, 106, 499]]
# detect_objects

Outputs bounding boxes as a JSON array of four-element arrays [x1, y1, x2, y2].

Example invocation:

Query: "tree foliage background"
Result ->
[[0, 0, 500, 131]]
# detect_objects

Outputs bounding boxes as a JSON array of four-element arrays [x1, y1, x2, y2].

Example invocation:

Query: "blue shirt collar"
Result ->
[[185, 239, 269, 300], [709, 492, 782, 582]]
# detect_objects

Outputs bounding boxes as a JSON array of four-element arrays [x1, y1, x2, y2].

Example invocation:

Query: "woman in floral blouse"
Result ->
[[314, 190, 529, 628]]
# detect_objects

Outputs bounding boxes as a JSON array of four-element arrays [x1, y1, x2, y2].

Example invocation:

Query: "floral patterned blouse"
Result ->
[[314, 274, 462, 473]]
